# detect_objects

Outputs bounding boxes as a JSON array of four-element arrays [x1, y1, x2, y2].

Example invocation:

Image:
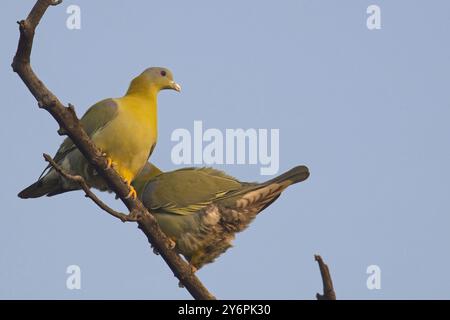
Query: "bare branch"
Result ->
[[43, 153, 136, 223], [315, 255, 336, 300], [12, 0, 215, 300]]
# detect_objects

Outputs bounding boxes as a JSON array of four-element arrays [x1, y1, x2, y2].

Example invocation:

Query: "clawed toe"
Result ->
[[123, 179, 137, 200], [102, 153, 114, 169], [167, 238, 176, 250], [125, 186, 137, 199]]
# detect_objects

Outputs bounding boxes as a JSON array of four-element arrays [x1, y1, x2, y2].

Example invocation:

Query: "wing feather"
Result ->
[[141, 168, 243, 216], [40, 99, 119, 178]]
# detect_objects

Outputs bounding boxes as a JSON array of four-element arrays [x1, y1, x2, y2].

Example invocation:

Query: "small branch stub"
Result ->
[[315, 255, 336, 300]]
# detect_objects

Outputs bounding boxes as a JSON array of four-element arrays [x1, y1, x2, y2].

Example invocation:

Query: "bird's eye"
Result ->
[[160, 70, 167, 76]]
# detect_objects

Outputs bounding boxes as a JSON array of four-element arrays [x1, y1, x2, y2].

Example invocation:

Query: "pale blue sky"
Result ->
[[1, 0, 450, 299]]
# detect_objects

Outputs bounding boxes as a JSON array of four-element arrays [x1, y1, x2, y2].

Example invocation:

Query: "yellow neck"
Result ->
[[125, 74, 159, 99], [122, 74, 158, 137]]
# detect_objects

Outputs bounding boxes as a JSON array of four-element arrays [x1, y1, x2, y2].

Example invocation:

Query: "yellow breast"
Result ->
[[92, 96, 157, 183]]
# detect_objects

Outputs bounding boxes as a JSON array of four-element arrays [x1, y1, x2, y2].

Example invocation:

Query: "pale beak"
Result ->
[[171, 81, 181, 92]]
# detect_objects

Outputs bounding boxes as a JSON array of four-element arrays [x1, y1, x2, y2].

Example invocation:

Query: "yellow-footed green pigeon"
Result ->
[[18, 67, 180, 199], [132, 163, 310, 271]]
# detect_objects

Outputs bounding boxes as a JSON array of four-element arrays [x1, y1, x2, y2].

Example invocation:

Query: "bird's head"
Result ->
[[127, 67, 181, 96], [142, 67, 181, 92]]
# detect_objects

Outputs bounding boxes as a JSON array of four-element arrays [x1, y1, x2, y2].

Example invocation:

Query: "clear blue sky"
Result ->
[[1, 0, 450, 299]]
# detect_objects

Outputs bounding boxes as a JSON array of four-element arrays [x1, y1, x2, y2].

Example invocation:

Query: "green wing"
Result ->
[[141, 167, 244, 215], [42, 99, 119, 176]]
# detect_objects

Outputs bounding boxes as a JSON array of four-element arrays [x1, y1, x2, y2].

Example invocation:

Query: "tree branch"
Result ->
[[315, 255, 336, 300], [12, 0, 214, 300], [43, 153, 136, 223]]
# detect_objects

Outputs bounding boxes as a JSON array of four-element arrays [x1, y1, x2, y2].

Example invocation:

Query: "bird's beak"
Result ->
[[170, 81, 181, 92]]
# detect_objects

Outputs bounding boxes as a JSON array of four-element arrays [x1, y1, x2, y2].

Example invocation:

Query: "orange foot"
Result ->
[[167, 238, 176, 250], [124, 179, 137, 200], [102, 153, 116, 169], [189, 263, 198, 274]]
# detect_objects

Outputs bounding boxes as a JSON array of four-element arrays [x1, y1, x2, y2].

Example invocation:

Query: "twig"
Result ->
[[43, 153, 136, 223], [315, 255, 336, 300], [12, 0, 215, 300]]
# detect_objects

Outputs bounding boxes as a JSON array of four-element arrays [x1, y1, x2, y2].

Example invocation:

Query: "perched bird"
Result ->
[[133, 163, 310, 271], [18, 67, 181, 199]]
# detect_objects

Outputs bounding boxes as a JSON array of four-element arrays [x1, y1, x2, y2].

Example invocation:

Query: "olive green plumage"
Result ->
[[133, 163, 310, 270], [18, 67, 180, 199]]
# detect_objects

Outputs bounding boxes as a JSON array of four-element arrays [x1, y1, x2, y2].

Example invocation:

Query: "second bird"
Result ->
[[133, 163, 310, 271], [18, 67, 181, 199]]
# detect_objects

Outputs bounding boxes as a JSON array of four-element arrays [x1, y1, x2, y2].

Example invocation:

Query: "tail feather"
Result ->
[[263, 165, 310, 186], [18, 178, 61, 199], [228, 165, 310, 211]]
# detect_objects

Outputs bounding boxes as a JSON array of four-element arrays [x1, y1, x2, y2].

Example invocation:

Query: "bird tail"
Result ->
[[263, 165, 310, 186], [226, 165, 310, 214], [18, 177, 60, 199], [18, 168, 75, 199]]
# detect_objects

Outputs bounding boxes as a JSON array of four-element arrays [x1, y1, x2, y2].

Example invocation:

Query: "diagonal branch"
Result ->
[[12, 0, 214, 300], [315, 255, 336, 300], [43, 153, 136, 223]]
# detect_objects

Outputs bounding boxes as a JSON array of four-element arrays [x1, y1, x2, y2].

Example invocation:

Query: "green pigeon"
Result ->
[[18, 67, 181, 199], [133, 163, 310, 271]]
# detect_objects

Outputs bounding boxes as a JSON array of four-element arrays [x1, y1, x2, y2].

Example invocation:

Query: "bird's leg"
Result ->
[[101, 152, 116, 169], [99, 152, 135, 199], [152, 237, 175, 255], [190, 264, 198, 274], [124, 179, 137, 200], [106, 157, 113, 169], [167, 238, 176, 250]]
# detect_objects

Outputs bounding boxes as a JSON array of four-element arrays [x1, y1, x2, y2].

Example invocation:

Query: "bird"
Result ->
[[132, 162, 310, 271], [18, 67, 181, 199]]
